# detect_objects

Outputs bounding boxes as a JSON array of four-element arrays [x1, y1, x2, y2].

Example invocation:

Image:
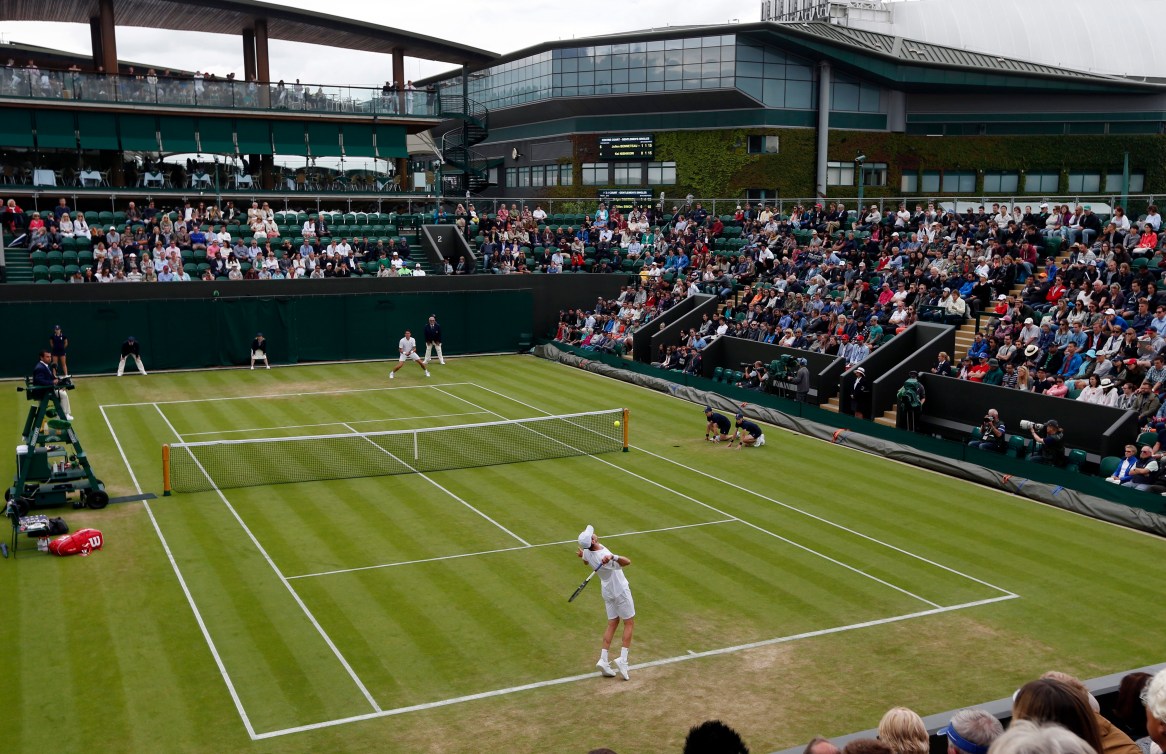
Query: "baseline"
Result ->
[[181, 411, 491, 437], [463, 382, 1018, 599], [152, 404, 383, 714], [251, 593, 1018, 741], [100, 382, 473, 409], [98, 405, 259, 740]]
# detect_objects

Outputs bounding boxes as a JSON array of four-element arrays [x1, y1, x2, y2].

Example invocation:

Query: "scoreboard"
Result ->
[[598, 135, 654, 161]]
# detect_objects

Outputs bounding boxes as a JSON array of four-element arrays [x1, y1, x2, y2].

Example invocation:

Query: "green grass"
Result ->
[[1, 355, 1163, 754]]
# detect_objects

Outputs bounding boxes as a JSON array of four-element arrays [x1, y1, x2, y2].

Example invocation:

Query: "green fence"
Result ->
[[2, 290, 533, 377]]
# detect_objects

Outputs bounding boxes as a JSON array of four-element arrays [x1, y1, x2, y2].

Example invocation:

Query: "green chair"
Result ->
[[48, 264, 66, 281], [1098, 456, 1121, 479], [712, 367, 724, 382], [1065, 449, 1087, 473], [1137, 431, 1158, 448], [1007, 435, 1027, 459], [30, 250, 48, 264], [46, 250, 64, 265]]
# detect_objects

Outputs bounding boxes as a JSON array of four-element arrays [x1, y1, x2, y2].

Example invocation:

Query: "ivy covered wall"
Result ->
[[562, 130, 1166, 201]]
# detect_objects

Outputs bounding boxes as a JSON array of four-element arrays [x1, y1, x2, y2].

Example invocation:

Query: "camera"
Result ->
[[1019, 419, 1045, 434], [982, 416, 993, 425]]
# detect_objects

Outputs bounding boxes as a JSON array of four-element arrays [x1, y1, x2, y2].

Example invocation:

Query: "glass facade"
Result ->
[[436, 33, 885, 116]]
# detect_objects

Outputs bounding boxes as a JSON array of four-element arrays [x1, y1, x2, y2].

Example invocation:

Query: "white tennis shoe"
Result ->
[[425, 370, 431, 377], [389, 372, 395, 379], [596, 660, 616, 677], [615, 658, 630, 680], [757, 437, 766, 446]]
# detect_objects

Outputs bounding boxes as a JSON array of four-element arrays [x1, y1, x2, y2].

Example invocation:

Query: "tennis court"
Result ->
[[99, 370, 1018, 741]]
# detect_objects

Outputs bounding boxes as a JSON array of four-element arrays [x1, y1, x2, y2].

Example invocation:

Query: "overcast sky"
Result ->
[[1, 0, 750, 87]]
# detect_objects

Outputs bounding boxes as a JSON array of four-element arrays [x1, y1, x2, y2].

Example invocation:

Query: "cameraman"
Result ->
[[1027, 418, 1066, 466], [33, 349, 73, 420], [737, 361, 766, 391], [969, 408, 1006, 452]]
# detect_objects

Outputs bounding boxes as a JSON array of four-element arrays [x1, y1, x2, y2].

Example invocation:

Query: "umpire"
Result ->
[[423, 315, 445, 365]]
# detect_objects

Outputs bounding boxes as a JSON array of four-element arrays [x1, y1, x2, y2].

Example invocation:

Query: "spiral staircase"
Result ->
[[438, 95, 492, 195]]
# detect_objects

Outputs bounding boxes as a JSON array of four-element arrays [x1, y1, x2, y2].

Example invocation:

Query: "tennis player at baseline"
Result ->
[[390, 329, 430, 379], [577, 524, 635, 680], [731, 411, 766, 448]]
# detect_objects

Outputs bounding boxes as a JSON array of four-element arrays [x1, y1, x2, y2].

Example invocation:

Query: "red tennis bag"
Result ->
[[49, 528, 104, 557]]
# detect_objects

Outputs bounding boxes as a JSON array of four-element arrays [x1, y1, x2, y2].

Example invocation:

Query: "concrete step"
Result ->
[[820, 396, 840, 413], [874, 407, 898, 427]]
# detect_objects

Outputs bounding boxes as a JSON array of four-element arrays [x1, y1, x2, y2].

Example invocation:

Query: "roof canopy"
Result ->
[[4, 0, 497, 65]]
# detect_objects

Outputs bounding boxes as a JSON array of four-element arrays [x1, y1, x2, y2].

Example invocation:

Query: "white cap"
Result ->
[[577, 524, 594, 550]]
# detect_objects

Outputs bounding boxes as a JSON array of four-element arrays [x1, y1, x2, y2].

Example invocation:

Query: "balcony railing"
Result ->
[[0, 67, 441, 117]]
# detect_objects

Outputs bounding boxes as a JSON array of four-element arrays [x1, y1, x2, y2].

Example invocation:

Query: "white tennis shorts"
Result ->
[[604, 590, 635, 620], [399, 352, 422, 362], [251, 350, 266, 359]]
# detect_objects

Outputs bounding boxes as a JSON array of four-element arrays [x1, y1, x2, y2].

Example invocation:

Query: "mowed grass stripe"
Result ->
[[152, 497, 374, 730]]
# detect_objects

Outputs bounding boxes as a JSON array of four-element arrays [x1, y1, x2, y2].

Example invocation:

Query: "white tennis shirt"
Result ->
[[399, 336, 416, 355], [582, 545, 631, 600]]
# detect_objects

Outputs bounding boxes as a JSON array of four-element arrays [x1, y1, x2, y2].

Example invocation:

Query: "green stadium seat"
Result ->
[[48, 264, 66, 281], [78, 251, 93, 264], [1066, 449, 1087, 473], [30, 250, 48, 264], [1007, 435, 1027, 459], [64, 264, 79, 277], [712, 367, 724, 382], [183, 263, 198, 276], [46, 250, 63, 264], [1137, 431, 1158, 448], [1098, 456, 1120, 479]]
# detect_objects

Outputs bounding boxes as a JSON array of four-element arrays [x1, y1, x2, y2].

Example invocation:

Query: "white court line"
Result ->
[[433, 387, 942, 610], [100, 382, 474, 408], [464, 382, 1018, 599], [181, 411, 490, 437], [153, 405, 383, 714], [288, 519, 736, 580], [99, 406, 260, 741], [339, 423, 532, 548], [251, 592, 1018, 740]]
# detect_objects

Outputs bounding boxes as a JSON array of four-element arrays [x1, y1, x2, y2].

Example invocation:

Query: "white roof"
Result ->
[[843, 0, 1162, 81]]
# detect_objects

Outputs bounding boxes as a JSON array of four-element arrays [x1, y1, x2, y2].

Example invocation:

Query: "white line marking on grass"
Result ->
[[433, 387, 942, 609], [339, 422, 531, 547], [153, 405, 383, 714], [251, 593, 1018, 740], [288, 519, 736, 580], [181, 411, 490, 437], [99, 406, 260, 741], [459, 383, 1018, 600], [100, 382, 474, 408]]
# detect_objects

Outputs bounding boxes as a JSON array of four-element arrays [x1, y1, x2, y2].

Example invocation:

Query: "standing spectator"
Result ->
[[117, 335, 147, 377], [49, 324, 69, 376], [250, 332, 269, 370]]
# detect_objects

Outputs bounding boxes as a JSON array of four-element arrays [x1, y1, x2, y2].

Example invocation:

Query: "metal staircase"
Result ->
[[438, 95, 492, 195]]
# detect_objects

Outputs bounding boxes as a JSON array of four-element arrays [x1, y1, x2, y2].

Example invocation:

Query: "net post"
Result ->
[[413, 430, 419, 462], [162, 444, 172, 496], [622, 408, 629, 452]]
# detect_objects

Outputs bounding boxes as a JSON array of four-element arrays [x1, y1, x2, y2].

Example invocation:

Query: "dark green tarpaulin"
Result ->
[[34, 110, 77, 149], [375, 124, 407, 158], [0, 109, 34, 148], [235, 119, 271, 154], [307, 122, 342, 157], [158, 115, 198, 153], [118, 114, 159, 152], [271, 121, 306, 155], [197, 118, 236, 154], [341, 123, 375, 157], [78, 112, 119, 150]]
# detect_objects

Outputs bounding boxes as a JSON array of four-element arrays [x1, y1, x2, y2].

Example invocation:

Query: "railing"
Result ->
[[0, 68, 442, 118], [447, 194, 1163, 218]]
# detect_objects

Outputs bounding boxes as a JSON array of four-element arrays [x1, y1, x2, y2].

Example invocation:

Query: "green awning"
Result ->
[[34, 110, 77, 150], [0, 109, 34, 148], [197, 118, 236, 154], [235, 120, 271, 155], [158, 115, 198, 153], [307, 122, 342, 157], [118, 114, 159, 152], [342, 123, 375, 157], [375, 124, 407, 159], [271, 121, 306, 155], [78, 112, 119, 150]]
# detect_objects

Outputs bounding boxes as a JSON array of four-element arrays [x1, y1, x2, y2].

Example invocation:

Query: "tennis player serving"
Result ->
[[576, 524, 635, 680], [390, 329, 430, 379]]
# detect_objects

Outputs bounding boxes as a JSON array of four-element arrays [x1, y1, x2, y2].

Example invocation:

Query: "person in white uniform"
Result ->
[[390, 329, 430, 379], [576, 524, 635, 680]]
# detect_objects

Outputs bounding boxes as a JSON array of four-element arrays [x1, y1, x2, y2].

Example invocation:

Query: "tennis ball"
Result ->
[[614, 420, 620, 427]]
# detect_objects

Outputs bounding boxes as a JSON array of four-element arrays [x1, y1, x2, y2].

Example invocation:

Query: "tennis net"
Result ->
[[163, 408, 628, 493]]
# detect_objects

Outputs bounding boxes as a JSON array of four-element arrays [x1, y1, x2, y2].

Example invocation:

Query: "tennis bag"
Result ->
[[49, 528, 104, 557]]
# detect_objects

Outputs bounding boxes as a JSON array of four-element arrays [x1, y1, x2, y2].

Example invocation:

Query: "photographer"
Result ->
[[793, 357, 811, 403], [33, 349, 73, 420], [737, 361, 766, 391], [1026, 418, 1066, 466], [969, 408, 1006, 452]]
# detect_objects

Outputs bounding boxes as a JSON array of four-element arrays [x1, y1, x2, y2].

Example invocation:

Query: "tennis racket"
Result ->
[[568, 561, 604, 603]]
